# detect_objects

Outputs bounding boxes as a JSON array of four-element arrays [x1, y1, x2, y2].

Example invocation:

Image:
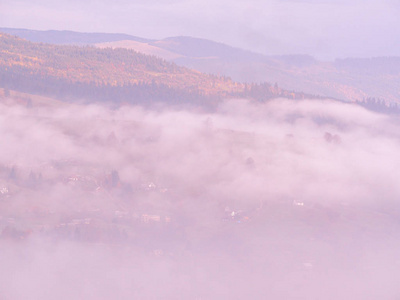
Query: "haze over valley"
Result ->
[[1, 95, 400, 299], [1, 1, 400, 298]]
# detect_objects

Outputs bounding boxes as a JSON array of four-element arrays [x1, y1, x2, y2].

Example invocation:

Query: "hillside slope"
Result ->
[[0, 32, 320, 107], [0, 33, 244, 105], [3, 28, 399, 104]]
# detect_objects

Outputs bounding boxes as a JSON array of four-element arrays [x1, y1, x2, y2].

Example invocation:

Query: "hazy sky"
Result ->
[[0, 1, 399, 59]]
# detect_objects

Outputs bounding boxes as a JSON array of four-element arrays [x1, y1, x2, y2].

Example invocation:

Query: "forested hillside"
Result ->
[[0, 33, 319, 106], [3, 28, 400, 105], [0, 33, 240, 105]]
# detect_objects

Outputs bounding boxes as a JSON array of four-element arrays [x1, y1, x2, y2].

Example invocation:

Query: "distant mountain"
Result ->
[[3, 28, 398, 104], [171, 48, 400, 104], [1, 32, 317, 107], [334, 57, 400, 75], [0, 28, 265, 61], [150, 36, 267, 63], [96, 40, 183, 61], [0, 27, 151, 45], [0, 33, 241, 106]]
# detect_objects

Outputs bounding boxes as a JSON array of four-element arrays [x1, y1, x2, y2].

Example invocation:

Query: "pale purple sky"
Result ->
[[0, 0, 399, 59]]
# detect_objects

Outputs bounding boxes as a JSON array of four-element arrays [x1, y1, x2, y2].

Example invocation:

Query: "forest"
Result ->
[[0, 32, 319, 106]]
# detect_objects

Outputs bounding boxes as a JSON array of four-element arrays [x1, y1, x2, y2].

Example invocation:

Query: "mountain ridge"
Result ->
[[0, 27, 152, 45], [3, 27, 399, 104], [1, 32, 319, 108]]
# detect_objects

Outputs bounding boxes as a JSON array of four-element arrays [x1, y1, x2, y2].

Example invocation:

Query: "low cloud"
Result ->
[[1, 98, 400, 299]]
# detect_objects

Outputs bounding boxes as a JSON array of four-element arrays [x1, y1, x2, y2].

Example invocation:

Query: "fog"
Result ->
[[1, 98, 400, 299]]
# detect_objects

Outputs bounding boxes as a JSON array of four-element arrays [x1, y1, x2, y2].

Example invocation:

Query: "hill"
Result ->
[[157, 38, 400, 103], [0, 32, 320, 107], [0, 33, 244, 106], [0, 27, 151, 45], [4, 28, 397, 104]]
